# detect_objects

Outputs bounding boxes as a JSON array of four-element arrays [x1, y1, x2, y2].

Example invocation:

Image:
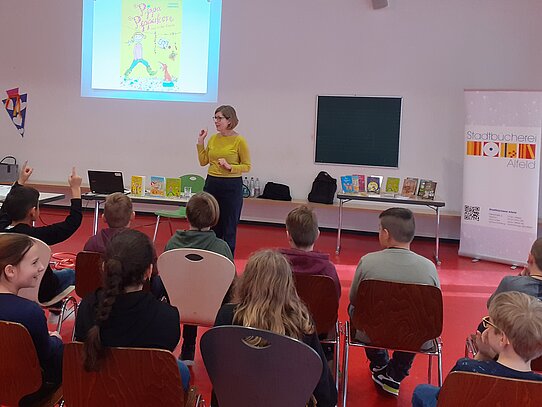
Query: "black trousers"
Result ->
[[204, 175, 243, 255]]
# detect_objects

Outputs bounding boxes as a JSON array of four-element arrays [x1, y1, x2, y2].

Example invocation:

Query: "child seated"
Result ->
[[0, 163, 81, 302], [412, 291, 542, 407], [164, 191, 233, 364], [0, 234, 63, 402], [74, 229, 190, 390], [279, 205, 341, 298]]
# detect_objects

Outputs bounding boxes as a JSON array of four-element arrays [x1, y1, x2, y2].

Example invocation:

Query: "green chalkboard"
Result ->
[[315, 95, 402, 168]]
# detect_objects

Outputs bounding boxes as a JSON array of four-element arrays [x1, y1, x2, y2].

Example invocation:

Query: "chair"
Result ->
[[437, 371, 542, 406], [153, 174, 205, 242], [157, 248, 236, 327], [4, 234, 78, 333], [0, 321, 63, 407], [342, 279, 443, 406], [62, 342, 203, 407], [200, 325, 323, 407], [74, 251, 103, 299], [292, 274, 341, 387]]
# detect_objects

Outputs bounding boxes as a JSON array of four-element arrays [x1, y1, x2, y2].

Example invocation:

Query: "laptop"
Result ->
[[88, 170, 129, 194]]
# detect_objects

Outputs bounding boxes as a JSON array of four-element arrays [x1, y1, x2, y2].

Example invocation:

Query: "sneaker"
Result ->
[[370, 364, 388, 374], [179, 345, 195, 366], [372, 369, 400, 396]]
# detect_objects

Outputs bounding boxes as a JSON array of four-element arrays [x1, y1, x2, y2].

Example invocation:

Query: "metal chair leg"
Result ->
[[56, 296, 78, 333], [153, 215, 161, 243], [428, 353, 433, 384], [335, 321, 340, 389], [437, 342, 443, 386], [342, 321, 350, 407]]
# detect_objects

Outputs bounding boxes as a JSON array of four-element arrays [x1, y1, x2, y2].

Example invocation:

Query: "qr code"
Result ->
[[464, 205, 480, 221]]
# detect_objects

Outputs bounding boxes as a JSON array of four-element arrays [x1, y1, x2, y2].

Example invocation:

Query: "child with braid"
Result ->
[[74, 229, 190, 390]]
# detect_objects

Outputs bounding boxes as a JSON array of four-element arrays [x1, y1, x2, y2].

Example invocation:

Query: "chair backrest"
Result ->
[[437, 371, 542, 406], [62, 342, 186, 407], [351, 279, 443, 351], [157, 248, 235, 326], [532, 355, 542, 372], [201, 326, 323, 407], [9, 235, 52, 303], [0, 321, 44, 406], [180, 174, 205, 193], [292, 274, 338, 335], [75, 251, 103, 298]]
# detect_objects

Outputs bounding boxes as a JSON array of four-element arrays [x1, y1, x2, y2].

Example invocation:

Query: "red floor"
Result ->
[[40, 206, 516, 406]]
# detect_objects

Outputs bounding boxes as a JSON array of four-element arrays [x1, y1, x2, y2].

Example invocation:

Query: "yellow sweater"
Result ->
[[197, 133, 251, 177]]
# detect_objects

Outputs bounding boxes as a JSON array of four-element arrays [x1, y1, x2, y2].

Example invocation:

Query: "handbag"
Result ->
[[258, 182, 292, 201], [308, 171, 337, 204], [0, 156, 18, 183]]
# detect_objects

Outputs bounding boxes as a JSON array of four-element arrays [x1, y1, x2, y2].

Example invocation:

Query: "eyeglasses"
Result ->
[[212, 116, 227, 121], [481, 316, 500, 331]]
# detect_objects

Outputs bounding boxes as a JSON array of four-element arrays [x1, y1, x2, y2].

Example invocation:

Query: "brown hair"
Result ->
[[285, 205, 319, 249], [104, 193, 133, 228], [379, 207, 415, 243], [186, 192, 220, 230], [233, 250, 314, 340], [83, 229, 154, 371], [215, 105, 239, 130], [530, 238, 542, 270], [2, 186, 40, 221], [489, 291, 542, 362], [0, 234, 34, 278]]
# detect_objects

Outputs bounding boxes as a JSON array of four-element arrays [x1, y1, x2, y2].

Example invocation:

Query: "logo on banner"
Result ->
[[466, 141, 535, 160], [483, 142, 499, 157], [500, 143, 517, 158]]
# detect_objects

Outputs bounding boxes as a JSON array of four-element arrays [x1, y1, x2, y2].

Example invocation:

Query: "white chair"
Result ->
[[157, 248, 236, 327]]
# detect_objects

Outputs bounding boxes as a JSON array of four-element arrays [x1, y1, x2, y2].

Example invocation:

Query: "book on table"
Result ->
[[340, 175, 354, 193], [131, 175, 146, 197], [384, 177, 400, 195], [165, 177, 181, 198], [401, 177, 419, 198], [353, 174, 365, 193], [150, 176, 166, 197], [367, 175, 383, 194]]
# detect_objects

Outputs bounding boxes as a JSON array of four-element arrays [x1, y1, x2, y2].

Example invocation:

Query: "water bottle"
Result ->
[[254, 177, 261, 197], [249, 177, 255, 197]]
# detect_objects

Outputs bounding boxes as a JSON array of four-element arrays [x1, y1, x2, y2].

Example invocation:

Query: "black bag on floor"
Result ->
[[308, 171, 337, 204], [258, 182, 292, 201]]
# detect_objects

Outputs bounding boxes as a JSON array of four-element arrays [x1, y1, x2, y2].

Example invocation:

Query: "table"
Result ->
[[336, 193, 446, 265], [82, 193, 189, 235], [0, 192, 65, 207]]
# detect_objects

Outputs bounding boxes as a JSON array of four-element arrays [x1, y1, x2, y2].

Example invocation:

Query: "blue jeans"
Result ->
[[38, 267, 75, 303], [177, 360, 191, 391], [412, 384, 440, 407]]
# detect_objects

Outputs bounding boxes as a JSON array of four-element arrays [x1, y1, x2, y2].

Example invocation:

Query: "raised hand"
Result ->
[[68, 167, 82, 198], [197, 128, 208, 144], [18, 160, 33, 185]]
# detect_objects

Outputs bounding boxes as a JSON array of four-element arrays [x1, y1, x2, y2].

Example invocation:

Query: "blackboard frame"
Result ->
[[314, 95, 402, 168]]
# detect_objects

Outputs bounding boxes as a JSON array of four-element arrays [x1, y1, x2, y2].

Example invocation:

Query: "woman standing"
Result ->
[[197, 105, 251, 255]]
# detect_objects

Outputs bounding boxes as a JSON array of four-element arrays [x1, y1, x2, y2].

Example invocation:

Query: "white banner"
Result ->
[[459, 91, 542, 265]]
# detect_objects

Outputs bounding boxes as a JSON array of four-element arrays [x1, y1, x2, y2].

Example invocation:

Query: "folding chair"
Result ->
[[0, 321, 63, 407], [437, 371, 542, 406], [74, 251, 103, 299], [293, 274, 341, 387], [201, 325, 323, 407], [343, 279, 443, 406], [62, 342, 203, 407]]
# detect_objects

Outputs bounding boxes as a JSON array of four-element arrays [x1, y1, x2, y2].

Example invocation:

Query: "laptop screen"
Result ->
[[88, 170, 126, 194]]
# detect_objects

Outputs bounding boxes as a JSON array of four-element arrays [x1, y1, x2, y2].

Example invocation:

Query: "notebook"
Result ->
[[88, 170, 129, 194]]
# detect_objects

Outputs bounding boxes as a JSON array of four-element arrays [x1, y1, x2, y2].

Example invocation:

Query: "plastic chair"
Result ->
[[292, 274, 341, 387], [200, 325, 323, 407], [62, 342, 203, 407], [157, 248, 235, 327], [0, 321, 63, 407], [343, 279, 443, 406], [153, 174, 205, 242], [2, 233, 78, 333], [437, 371, 542, 406], [74, 251, 103, 299]]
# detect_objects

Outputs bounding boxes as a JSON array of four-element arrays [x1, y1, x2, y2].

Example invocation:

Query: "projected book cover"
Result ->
[[82, 0, 222, 102]]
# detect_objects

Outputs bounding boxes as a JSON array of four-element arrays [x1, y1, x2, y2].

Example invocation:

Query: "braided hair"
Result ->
[[83, 229, 154, 371]]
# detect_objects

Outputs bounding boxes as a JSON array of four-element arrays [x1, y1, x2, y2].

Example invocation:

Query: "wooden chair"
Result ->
[[153, 174, 205, 242], [201, 325, 323, 407], [74, 251, 103, 299], [157, 248, 236, 327], [62, 342, 203, 407], [0, 321, 62, 407], [437, 371, 542, 406], [293, 274, 341, 387], [343, 279, 443, 406]]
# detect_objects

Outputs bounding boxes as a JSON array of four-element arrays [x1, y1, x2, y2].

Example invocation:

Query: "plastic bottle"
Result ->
[[249, 177, 255, 197], [254, 178, 261, 197], [243, 176, 249, 188]]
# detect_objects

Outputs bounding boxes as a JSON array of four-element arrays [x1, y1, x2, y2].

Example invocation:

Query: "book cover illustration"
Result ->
[[421, 181, 437, 200], [166, 177, 182, 198], [121, 1, 182, 91], [150, 176, 166, 197], [385, 177, 400, 194], [130, 175, 146, 197], [417, 179, 432, 199], [341, 175, 354, 193], [401, 177, 419, 198], [353, 175, 365, 193], [367, 176, 382, 194]]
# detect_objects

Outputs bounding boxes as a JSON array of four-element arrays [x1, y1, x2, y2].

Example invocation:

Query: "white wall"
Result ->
[[2, 0, 542, 223]]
